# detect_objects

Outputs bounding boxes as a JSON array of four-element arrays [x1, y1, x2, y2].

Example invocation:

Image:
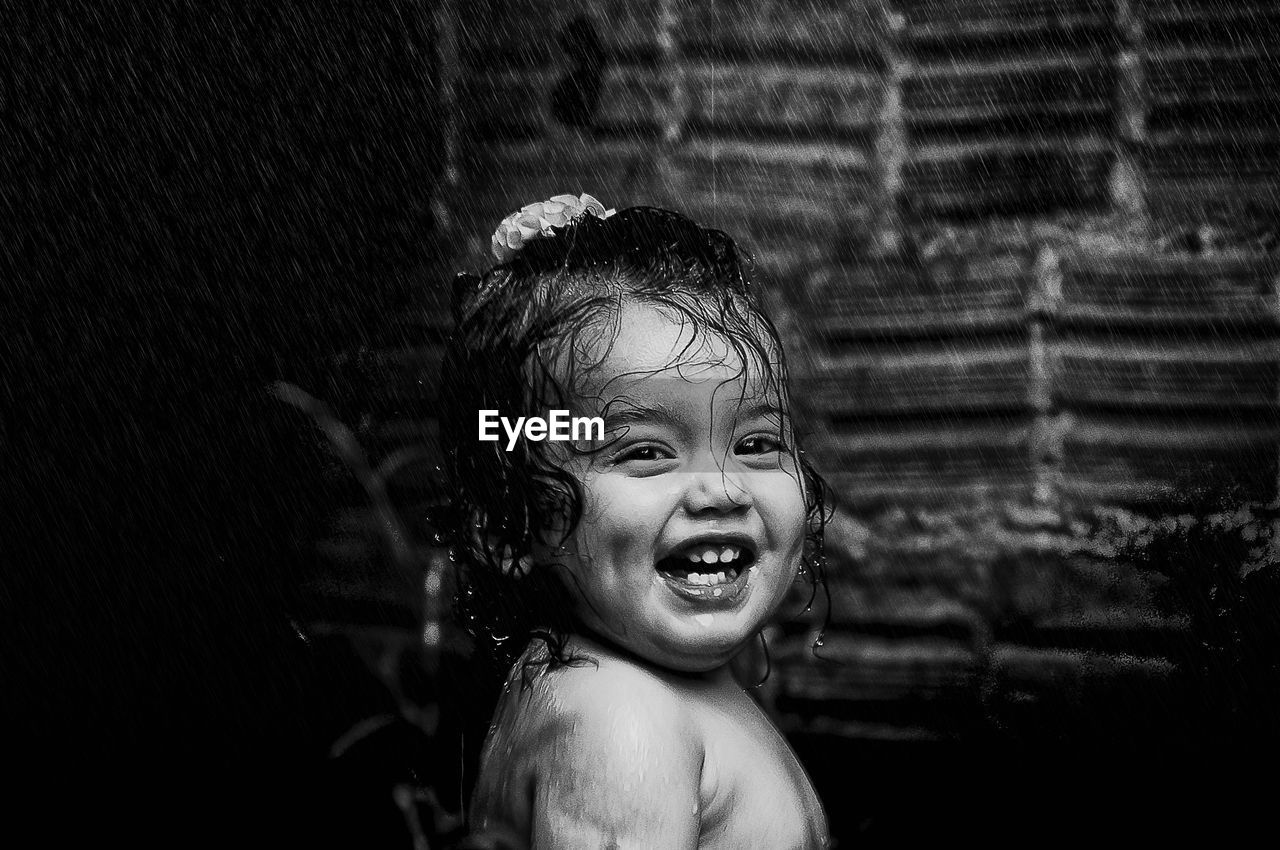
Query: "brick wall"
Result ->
[[302, 0, 1280, 836]]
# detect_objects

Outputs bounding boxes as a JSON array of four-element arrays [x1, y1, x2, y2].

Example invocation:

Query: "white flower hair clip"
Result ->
[[490, 192, 616, 263]]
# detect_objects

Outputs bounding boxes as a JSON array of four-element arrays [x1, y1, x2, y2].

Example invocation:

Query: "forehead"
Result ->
[[571, 300, 780, 407]]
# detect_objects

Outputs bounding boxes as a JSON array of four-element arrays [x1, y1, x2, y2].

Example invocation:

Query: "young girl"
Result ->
[[439, 194, 830, 848]]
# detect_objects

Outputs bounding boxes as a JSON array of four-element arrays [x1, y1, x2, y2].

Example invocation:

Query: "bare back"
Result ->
[[470, 638, 829, 849]]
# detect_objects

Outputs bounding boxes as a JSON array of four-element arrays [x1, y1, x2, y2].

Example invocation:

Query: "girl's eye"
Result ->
[[615, 444, 672, 463], [736, 434, 788, 455]]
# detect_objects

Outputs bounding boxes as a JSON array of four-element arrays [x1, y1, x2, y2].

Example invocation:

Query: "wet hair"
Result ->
[[436, 206, 829, 681]]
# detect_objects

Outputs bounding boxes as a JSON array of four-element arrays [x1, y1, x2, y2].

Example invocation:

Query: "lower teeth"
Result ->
[[656, 557, 749, 588], [685, 569, 737, 587]]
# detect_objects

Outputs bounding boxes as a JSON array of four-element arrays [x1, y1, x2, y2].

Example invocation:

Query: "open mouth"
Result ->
[[656, 541, 756, 599]]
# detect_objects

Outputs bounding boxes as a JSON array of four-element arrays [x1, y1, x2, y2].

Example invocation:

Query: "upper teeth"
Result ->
[[684, 545, 742, 565]]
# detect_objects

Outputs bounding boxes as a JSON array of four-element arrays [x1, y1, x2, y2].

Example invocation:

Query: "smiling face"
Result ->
[[538, 300, 808, 673]]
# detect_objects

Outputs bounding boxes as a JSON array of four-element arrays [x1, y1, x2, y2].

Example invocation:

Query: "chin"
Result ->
[[658, 625, 758, 673]]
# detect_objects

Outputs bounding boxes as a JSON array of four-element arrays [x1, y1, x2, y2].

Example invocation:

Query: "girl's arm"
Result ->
[[530, 678, 703, 848]]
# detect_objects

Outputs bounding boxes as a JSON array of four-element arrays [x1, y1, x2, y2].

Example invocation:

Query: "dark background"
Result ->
[[5, 1, 1275, 846], [6, 1, 440, 842]]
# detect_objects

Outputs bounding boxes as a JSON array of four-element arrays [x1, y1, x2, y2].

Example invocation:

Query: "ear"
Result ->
[[468, 509, 534, 579]]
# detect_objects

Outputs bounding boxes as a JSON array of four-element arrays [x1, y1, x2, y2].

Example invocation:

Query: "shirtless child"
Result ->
[[439, 195, 830, 848]]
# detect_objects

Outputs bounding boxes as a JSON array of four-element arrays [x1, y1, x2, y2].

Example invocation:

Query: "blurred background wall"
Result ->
[[303, 0, 1280, 842], [8, 0, 1277, 846]]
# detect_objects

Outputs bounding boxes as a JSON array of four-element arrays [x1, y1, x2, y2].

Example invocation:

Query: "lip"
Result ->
[[657, 562, 754, 607]]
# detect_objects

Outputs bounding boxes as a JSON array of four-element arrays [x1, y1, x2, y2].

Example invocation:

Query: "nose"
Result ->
[[681, 466, 754, 516]]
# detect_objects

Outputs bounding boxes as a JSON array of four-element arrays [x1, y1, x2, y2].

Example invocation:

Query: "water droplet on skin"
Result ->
[[695, 614, 714, 629]]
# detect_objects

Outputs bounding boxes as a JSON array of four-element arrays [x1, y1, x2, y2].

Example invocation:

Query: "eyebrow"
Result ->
[[733, 401, 788, 423], [599, 399, 788, 434], [600, 401, 684, 432]]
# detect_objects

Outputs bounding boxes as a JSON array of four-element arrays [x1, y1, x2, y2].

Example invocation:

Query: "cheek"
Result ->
[[761, 469, 808, 529], [574, 477, 670, 564], [761, 487, 809, 582]]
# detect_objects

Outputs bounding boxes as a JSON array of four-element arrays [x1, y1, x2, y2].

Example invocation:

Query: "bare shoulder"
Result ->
[[472, 641, 703, 798], [537, 640, 696, 725], [474, 640, 829, 848], [486, 639, 694, 733], [519, 639, 704, 776], [521, 639, 706, 847]]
